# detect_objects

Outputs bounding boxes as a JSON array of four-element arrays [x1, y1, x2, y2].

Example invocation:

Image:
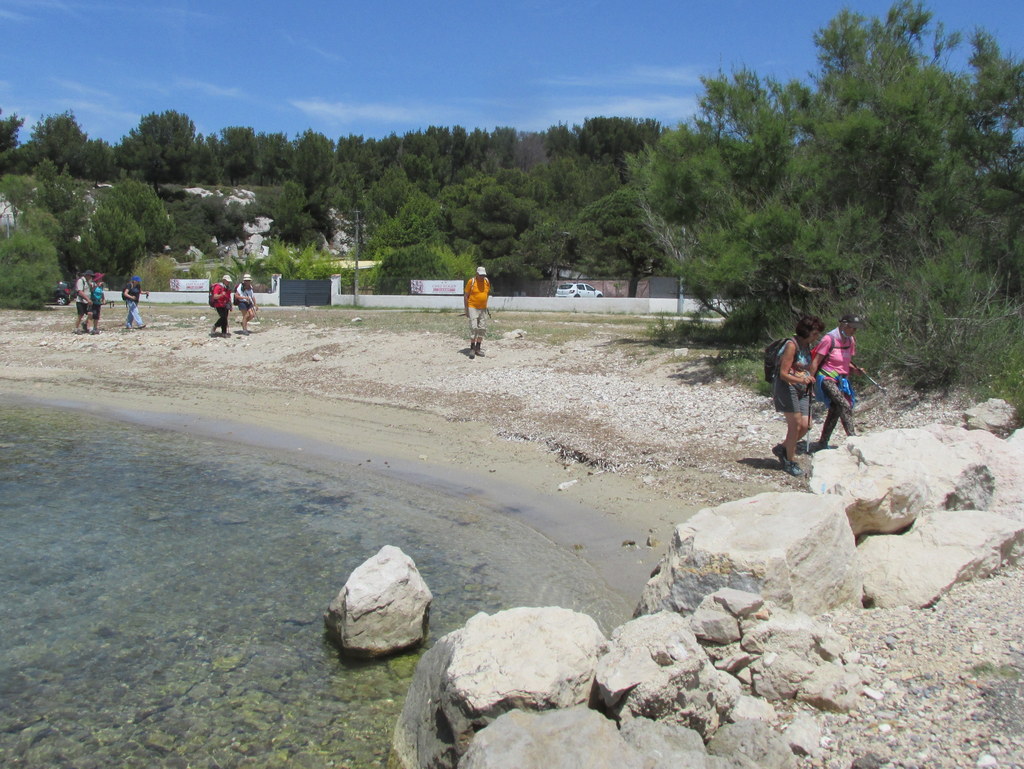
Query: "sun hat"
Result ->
[[93, 273, 104, 281], [242, 273, 252, 281], [476, 266, 487, 276], [840, 314, 865, 327], [222, 274, 232, 283]]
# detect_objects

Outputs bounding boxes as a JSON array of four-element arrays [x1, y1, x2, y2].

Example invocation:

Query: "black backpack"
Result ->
[[763, 338, 793, 382]]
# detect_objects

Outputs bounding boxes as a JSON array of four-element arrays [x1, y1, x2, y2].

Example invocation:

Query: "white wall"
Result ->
[[136, 289, 706, 316]]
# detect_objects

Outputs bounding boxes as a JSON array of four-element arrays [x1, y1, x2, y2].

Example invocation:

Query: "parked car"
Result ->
[[555, 282, 603, 298], [53, 282, 74, 305]]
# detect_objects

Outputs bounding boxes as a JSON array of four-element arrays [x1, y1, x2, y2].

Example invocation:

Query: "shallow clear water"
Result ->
[[0, 405, 627, 769]]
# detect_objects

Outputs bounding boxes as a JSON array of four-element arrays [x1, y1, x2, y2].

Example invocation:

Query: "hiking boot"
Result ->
[[771, 444, 787, 466], [468, 347, 475, 359], [783, 460, 804, 477], [476, 348, 485, 357], [809, 441, 833, 453], [796, 440, 808, 455]]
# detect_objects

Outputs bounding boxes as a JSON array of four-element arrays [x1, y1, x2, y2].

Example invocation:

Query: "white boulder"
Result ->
[[594, 611, 739, 739], [635, 492, 860, 617], [811, 426, 1024, 534], [964, 398, 1018, 436], [323, 545, 432, 658], [857, 510, 1024, 608], [391, 606, 606, 769], [459, 707, 646, 769]]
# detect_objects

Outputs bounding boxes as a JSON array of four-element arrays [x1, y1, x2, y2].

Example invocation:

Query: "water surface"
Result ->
[[0, 405, 627, 768]]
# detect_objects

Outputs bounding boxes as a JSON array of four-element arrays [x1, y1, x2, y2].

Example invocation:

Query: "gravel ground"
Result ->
[[811, 566, 1024, 769], [1, 306, 1020, 768]]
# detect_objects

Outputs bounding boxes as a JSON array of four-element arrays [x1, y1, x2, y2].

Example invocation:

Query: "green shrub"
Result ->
[[134, 255, 179, 292], [0, 231, 61, 308], [865, 258, 1021, 391]]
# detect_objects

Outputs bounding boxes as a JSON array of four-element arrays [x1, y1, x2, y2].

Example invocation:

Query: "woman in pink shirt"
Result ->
[[811, 314, 867, 450]]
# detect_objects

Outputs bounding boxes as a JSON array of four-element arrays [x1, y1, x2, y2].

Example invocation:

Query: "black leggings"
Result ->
[[818, 376, 855, 444], [214, 307, 229, 334]]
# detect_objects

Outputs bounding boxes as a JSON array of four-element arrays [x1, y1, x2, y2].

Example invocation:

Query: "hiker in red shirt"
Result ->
[[210, 275, 233, 338]]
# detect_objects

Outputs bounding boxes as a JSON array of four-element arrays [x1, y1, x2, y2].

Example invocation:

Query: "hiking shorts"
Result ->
[[773, 378, 811, 416], [467, 307, 487, 337], [89, 303, 102, 320]]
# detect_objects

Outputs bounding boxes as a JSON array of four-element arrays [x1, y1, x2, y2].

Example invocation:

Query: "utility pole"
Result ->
[[352, 210, 361, 306]]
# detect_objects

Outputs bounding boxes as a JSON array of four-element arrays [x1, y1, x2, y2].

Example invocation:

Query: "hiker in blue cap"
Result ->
[[122, 276, 149, 330]]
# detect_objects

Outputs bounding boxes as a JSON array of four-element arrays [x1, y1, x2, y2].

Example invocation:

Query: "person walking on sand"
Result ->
[[234, 274, 257, 335], [210, 275, 233, 338], [463, 266, 491, 359], [811, 313, 868, 451], [74, 269, 93, 334], [123, 275, 149, 330], [771, 314, 824, 476], [87, 273, 106, 335]]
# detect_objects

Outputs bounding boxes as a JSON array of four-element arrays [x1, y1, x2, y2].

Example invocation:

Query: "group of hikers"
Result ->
[[771, 313, 868, 476], [71, 270, 149, 334], [208, 274, 258, 337], [69, 271, 258, 337]]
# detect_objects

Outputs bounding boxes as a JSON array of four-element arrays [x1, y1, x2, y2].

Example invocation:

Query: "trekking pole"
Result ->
[[862, 371, 887, 393]]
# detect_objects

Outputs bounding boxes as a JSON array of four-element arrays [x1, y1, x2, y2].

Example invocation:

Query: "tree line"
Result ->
[[0, 108, 667, 297]]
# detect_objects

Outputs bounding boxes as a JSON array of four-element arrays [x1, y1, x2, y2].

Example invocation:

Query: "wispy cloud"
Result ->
[[543, 65, 704, 89], [64, 99, 138, 126], [0, 9, 30, 21], [174, 79, 247, 100], [282, 33, 344, 64], [290, 98, 439, 126], [50, 78, 117, 101]]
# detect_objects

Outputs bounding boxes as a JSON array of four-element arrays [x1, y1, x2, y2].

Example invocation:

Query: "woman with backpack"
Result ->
[[771, 314, 825, 477], [210, 275, 233, 338]]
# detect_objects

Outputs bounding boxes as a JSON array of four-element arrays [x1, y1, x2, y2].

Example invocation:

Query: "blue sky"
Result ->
[[1, 0, 1021, 145]]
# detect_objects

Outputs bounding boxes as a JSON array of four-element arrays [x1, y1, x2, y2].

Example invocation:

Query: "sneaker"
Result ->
[[809, 441, 833, 453], [783, 460, 804, 477], [795, 440, 808, 455], [137, 325, 146, 329]]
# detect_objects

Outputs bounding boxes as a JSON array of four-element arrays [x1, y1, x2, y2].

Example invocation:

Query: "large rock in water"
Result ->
[[857, 510, 1024, 608], [323, 545, 432, 658], [390, 606, 607, 769], [635, 492, 860, 617]]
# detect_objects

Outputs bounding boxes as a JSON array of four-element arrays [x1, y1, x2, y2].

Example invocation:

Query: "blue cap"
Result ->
[[132, 276, 141, 281]]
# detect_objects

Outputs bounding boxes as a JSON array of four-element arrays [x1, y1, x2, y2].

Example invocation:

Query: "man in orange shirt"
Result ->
[[463, 266, 491, 359]]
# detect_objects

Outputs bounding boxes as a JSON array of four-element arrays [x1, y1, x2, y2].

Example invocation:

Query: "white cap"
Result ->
[[476, 266, 487, 276]]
